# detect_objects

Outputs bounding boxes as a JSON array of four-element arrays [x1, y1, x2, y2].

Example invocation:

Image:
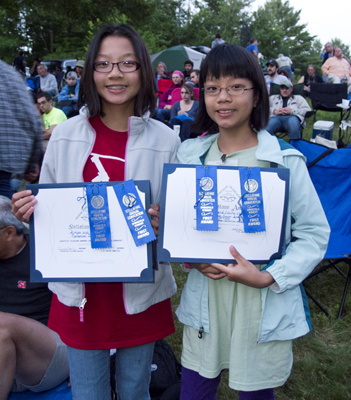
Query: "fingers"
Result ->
[[229, 245, 246, 263], [149, 205, 160, 236], [11, 190, 37, 223], [206, 272, 226, 280]]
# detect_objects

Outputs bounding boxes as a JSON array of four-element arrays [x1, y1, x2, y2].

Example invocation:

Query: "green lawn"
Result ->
[[166, 263, 351, 400]]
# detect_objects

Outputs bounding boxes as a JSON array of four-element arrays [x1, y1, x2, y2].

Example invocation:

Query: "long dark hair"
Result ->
[[77, 24, 156, 118], [181, 84, 195, 100], [192, 44, 269, 135]]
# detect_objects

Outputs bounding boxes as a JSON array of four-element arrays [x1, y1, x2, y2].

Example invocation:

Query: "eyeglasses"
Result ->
[[202, 85, 255, 96], [93, 61, 140, 73]]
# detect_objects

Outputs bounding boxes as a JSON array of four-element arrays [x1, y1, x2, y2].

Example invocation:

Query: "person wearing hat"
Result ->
[[265, 59, 286, 93], [75, 60, 85, 78], [266, 79, 311, 140], [57, 71, 80, 116]]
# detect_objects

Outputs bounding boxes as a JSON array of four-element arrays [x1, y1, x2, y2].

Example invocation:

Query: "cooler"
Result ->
[[312, 121, 334, 140]]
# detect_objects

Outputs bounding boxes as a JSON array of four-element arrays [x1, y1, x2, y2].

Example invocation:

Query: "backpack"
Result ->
[[149, 340, 181, 400], [109, 340, 181, 400]]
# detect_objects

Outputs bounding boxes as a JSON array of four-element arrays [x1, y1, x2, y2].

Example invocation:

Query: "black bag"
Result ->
[[109, 340, 181, 400], [150, 340, 181, 400]]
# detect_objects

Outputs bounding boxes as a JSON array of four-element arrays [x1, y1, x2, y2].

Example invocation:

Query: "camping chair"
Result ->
[[309, 82, 347, 121], [270, 82, 305, 96], [170, 87, 200, 107], [291, 139, 351, 318], [269, 83, 314, 140], [156, 79, 173, 107]]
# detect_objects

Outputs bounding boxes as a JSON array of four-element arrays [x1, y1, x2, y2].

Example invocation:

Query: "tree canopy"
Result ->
[[1, 0, 350, 78]]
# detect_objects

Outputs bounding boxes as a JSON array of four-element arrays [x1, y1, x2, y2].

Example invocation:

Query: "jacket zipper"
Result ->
[[79, 283, 87, 322], [121, 117, 131, 315], [78, 117, 97, 322]]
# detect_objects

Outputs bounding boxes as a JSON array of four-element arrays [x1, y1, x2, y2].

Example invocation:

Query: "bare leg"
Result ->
[[0, 312, 57, 400]]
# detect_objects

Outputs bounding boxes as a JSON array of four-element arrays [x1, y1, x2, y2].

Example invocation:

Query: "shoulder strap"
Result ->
[[307, 148, 334, 169]]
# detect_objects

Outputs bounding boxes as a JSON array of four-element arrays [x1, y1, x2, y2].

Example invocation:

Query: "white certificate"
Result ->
[[28, 181, 154, 282], [158, 165, 289, 264]]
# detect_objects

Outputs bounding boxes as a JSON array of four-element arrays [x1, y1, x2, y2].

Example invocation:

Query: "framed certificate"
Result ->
[[158, 164, 289, 264], [28, 181, 154, 282]]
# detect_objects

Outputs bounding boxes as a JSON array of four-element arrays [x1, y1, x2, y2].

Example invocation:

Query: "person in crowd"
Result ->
[[246, 39, 259, 63], [264, 59, 286, 93], [0, 61, 42, 199], [176, 43, 329, 400], [278, 69, 289, 79], [0, 196, 69, 399], [211, 33, 225, 49], [169, 84, 199, 142], [154, 61, 172, 91], [29, 57, 41, 77], [12, 51, 26, 76], [11, 23, 179, 400], [37, 92, 67, 147], [57, 71, 80, 116], [190, 69, 200, 87], [266, 80, 311, 140], [37, 64, 58, 98], [322, 42, 335, 65], [321, 47, 351, 94], [183, 60, 194, 83], [75, 60, 85, 78], [154, 71, 184, 122], [55, 65, 65, 89], [297, 65, 323, 98], [276, 54, 293, 79]]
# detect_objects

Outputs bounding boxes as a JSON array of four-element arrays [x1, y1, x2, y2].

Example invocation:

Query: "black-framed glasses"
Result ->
[[93, 61, 141, 73], [202, 85, 255, 96]]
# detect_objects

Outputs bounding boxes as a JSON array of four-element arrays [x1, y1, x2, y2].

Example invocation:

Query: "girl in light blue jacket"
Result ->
[[176, 44, 330, 400]]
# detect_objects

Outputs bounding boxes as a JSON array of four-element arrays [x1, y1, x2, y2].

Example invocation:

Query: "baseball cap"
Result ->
[[266, 59, 279, 68], [280, 79, 293, 88]]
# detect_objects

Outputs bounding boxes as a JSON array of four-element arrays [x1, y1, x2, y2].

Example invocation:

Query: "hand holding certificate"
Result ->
[[158, 164, 289, 264], [27, 181, 155, 282]]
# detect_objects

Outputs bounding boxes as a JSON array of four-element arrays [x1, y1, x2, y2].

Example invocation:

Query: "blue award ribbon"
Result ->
[[113, 180, 156, 247], [239, 167, 266, 233], [85, 183, 112, 248], [195, 165, 218, 231]]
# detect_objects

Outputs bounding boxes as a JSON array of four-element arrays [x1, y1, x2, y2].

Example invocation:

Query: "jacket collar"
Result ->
[[183, 130, 303, 167], [79, 105, 150, 136]]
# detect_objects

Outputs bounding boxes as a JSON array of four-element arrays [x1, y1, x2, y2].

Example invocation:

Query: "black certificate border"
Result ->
[[157, 164, 290, 264], [27, 181, 154, 283]]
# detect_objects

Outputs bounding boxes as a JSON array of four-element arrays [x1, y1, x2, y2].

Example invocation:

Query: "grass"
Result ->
[[166, 263, 351, 399]]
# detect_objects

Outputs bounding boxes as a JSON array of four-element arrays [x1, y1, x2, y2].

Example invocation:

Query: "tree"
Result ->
[[250, 0, 316, 78]]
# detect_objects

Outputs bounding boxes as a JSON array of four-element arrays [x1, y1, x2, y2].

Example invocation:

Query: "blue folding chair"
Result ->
[[7, 380, 72, 400], [291, 139, 351, 317]]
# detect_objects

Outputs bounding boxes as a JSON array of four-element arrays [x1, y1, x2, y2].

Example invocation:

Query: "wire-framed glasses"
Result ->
[[202, 85, 255, 96], [93, 61, 141, 73]]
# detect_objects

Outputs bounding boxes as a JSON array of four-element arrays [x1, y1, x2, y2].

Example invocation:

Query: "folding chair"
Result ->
[[309, 82, 347, 122], [156, 79, 173, 107], [291, 139, 351, 318]]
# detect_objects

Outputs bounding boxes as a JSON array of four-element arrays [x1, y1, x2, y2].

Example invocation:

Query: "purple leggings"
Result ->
[[180, 366, 275, 400]]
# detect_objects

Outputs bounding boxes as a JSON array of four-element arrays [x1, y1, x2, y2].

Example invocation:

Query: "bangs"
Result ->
[[200, 45, 259, 85]]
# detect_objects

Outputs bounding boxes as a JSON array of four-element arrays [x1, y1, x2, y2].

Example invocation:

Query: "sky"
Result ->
[[251, 0, 351, 53]]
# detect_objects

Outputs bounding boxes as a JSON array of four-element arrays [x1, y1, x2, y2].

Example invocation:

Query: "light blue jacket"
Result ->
[[176, 130, 330, 343], [58, 78, 80, 102]]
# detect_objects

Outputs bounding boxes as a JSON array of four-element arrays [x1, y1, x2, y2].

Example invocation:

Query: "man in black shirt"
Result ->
[[0, 196, 69, 398], [297, 65, 323, 98]]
